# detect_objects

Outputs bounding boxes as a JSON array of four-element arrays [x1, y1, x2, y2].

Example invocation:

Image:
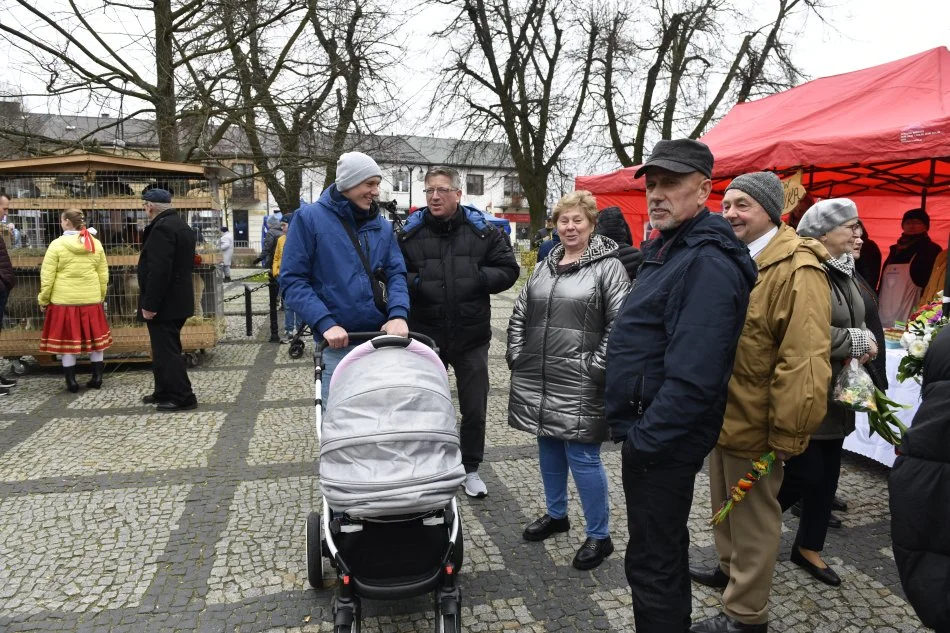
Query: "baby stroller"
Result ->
[[306, 332, 466, 633], [287, 323, 312, 359]]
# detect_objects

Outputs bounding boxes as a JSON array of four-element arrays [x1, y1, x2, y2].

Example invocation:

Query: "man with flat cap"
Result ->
[[604, 140, 757, 633], [689, 172, 832, 633], [138, 188, 198, 411]]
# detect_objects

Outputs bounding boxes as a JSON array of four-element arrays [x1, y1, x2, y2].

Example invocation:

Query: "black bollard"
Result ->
[[268, 276, 280, 342], [244, 285, 253, 337]]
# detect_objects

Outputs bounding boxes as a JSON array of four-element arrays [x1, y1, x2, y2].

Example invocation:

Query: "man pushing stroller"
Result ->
[[279, 152, 410, 406]]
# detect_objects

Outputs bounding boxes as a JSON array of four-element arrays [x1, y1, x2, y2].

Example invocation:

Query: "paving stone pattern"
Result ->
[[0, 278, 927, 632]]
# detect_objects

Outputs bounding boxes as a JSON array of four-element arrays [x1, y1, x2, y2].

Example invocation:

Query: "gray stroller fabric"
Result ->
[[319, 344, 466, 518]]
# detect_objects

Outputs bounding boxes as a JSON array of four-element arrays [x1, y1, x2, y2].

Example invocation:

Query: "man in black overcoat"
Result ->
[[138, 188, 198, 411]]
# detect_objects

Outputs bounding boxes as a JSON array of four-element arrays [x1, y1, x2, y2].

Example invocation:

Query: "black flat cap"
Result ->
[[142, 188, 172, 203], [635, 139, 714, 179]]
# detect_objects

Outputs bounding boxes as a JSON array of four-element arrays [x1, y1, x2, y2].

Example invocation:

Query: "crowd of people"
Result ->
[[0, 142, 947, 631]]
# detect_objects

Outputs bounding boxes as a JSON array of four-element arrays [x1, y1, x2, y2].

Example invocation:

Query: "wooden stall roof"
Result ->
[[0, 153, 217, 178]]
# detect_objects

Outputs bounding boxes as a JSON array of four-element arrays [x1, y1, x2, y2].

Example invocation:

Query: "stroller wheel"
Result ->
[[435, 589, 462, 633], [306, 511, 325, 589], [333, 600, 361, 632], [288, 339, 305, 359]]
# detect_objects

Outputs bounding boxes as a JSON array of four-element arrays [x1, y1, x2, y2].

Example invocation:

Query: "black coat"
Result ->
[[890, 328, 950, 631], [855, 272, 888, 390], [604, 209, 757, 466], [399, 206, 519, 353], [138, 209, 196, 321], [0, 236, 14, 292]]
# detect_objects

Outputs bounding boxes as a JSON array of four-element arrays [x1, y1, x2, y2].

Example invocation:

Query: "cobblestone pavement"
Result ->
[[0, 271, 927, 632]]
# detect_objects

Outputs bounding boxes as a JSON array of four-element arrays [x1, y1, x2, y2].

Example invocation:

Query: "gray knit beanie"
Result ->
[[725, 172, 784, 225], [335, 152, 383, 192], [796, 198, 859, 238]]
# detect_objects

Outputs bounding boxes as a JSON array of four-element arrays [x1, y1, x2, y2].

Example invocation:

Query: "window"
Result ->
[[466, 174, 484, 196], [231, 163, 255, 199], [503, 175, 523, 197], [393, 170, 410, 193]]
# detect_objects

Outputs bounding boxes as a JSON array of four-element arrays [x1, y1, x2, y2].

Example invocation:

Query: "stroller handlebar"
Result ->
[[314, 331, 439, 362]]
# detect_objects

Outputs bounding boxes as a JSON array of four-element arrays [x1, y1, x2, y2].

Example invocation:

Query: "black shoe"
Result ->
[[790, 545, 841, 587], [64, 366, 80, 393], [142, 394, 164, 405], [790, 502, 842, 529], [831, 496, 848, 512], [690, 612, 767, 632], [0, 386, 9, 396], [0, 375, 17, 388], [523, 514, 570, 542], [156, 400, 198, 412], [689, 565, 729, 589], [572, 537, 614, 570], [224, 276, 232, 282], [86, 361, 105, 389]]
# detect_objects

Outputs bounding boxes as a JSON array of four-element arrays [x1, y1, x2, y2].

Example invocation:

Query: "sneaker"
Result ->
[[0, 375, 16, 388], [463, 472, 488, 498], [0, 386, 9, 396]]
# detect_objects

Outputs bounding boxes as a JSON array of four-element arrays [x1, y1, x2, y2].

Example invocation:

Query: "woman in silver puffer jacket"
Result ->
[[507, 190, 631, 570]]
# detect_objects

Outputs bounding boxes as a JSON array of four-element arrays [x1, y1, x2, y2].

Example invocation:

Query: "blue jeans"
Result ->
[[321, 344, 356, 409], [537, 436, 609, 539], [284, 308, 300, 336]]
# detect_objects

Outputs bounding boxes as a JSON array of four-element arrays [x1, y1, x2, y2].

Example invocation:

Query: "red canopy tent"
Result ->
[[576, 47, 950, 255]]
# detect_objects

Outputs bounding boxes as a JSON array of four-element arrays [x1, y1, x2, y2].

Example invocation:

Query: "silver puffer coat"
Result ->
[[507, 234, 631, 443]]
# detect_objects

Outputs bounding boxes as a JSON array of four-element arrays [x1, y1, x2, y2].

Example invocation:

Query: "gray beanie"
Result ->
[[265, 214, 282, 230], [725, 171, 784, 225], [796, 198, 859, 238], [335, 152, 382, 192]]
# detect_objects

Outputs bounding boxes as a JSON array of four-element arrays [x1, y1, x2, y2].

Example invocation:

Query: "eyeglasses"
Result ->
[[841, 221, 862, 234], [423, 187, 458, 196]]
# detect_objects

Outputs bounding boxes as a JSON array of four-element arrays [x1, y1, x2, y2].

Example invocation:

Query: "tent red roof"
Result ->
[[576, 47, 950, 253]]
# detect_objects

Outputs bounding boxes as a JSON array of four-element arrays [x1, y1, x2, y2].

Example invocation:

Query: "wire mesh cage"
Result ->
[[0, 155, 226, 361]]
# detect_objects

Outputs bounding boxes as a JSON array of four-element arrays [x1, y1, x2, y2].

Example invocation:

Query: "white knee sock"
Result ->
[[90, 351, 104, 362], [61, 354, 77, 368]]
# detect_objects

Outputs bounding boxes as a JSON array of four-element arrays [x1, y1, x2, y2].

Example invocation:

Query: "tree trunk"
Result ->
[[153, 0, 181, 161]]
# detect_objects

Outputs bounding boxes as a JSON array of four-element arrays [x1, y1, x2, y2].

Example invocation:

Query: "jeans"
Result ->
[[320, 344, 356, 409], [284, 307, 300, 336], [538, 436, 609, 539], [622, 442, 700, 633]]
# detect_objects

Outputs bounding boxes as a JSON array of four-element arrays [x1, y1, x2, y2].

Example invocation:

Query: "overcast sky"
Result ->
[[2, 0, 948, 138]]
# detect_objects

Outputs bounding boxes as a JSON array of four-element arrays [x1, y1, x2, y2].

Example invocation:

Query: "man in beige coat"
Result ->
[[689, 172, 833, 633]]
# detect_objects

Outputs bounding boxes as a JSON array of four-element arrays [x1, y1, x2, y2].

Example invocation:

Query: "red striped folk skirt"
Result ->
[[39, 303, 113, 354]]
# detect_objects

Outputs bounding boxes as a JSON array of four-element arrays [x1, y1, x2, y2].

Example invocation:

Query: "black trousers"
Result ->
[[147, 318, 196, 406], [442, 343, 489, 473], [777, 437, 843, 552], [622, 443, 700, 633]]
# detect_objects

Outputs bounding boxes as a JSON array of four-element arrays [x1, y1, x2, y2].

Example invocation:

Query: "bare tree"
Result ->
[[0, 0, 244, 161], [431, 0, 598, 233], [594, 0, 827, 167]]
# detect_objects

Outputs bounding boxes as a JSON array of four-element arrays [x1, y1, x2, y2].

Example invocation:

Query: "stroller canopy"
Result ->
[[319, 338, 466, 518]]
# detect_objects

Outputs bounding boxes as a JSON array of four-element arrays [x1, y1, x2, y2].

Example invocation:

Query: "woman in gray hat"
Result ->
[[776, 198, 878, 587]]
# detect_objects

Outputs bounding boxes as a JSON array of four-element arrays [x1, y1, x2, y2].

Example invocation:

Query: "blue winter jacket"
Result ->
[[279, 185, 409, 335], [605, 209, 757, 467], [536, 230, 559, 261]]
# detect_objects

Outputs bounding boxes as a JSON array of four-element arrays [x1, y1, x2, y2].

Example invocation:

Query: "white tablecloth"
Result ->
[[843, 347, 921, 467]]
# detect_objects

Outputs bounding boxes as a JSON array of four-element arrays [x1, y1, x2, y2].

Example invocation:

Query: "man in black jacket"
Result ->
[[0, 198, 16, 393], [604, 140, 757, 633], [399, 166, 520, 498], [138, 188, 198, 411]]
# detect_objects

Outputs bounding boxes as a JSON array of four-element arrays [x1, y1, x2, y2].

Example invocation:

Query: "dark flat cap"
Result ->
[[143, 188, 172, 203], [635, 139, 714, 179]]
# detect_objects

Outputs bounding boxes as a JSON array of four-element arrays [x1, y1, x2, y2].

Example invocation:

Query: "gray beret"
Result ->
[[725, 172, 785, 225], [796, 198, 859, 238]]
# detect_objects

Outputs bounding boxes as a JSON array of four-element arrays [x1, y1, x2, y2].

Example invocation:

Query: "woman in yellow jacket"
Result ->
[[272, 213, 299, 341], [38, 208, 112, 392]]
